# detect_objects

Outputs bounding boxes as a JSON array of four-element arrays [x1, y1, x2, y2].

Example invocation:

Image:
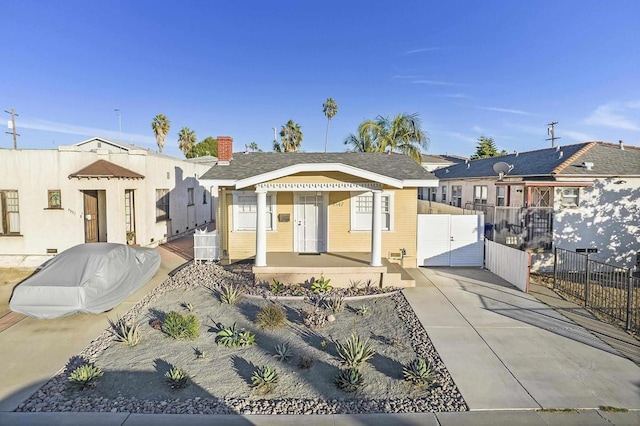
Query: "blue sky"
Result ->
[[1, 1, 639, 158]]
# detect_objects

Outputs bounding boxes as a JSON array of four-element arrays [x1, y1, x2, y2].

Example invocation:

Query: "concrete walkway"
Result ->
[[403, 267, 640, 410]]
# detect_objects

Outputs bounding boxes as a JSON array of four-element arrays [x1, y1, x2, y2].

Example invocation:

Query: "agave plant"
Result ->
[[251, 365, 279, 392], [68, 363, 103, 390], [219, 283, 242, 304], [165, 366, 190, 389], [402, 358, 435, 386], [335, 367, 364, 392], [108, 316, 141, 347], [270, 279, 284, 294], [216, 323, 256, 348], [273, 342, 292, 362], [324, 293, 345, 313], [311, 275, 332, 294], [335, 333, 375, 368]]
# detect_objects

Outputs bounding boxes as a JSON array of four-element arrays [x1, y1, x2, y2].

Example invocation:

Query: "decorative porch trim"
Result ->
[[256, 182, 382, 191]]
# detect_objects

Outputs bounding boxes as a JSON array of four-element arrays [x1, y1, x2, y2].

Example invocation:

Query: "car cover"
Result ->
[[9, 243, 161, 319]]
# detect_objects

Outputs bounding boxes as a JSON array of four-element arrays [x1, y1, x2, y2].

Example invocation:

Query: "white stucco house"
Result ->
[[0, 137, 215, 266], [418, 154, 465, 201], [433, 141, 640, 271]]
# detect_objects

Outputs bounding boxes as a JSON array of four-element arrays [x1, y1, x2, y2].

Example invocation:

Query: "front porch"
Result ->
[[251, 252, 415, 288]]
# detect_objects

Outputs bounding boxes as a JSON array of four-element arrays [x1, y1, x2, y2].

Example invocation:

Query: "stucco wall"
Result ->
[[0, 147, 213, 260]]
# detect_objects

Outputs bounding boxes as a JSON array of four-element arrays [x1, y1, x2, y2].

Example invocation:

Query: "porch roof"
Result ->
[[68, 160, 144, 179], [199, 152, 437, 188]]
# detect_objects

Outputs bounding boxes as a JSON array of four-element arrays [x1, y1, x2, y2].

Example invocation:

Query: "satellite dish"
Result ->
[[493, 161, 514, 180]]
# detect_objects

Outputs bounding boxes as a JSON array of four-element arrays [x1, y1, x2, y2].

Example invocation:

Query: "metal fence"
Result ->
[[553, 247, 639, 332], [465, 203, 553, 250]]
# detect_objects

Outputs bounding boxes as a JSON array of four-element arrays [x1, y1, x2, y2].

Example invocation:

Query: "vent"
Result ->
[[582, 161, 594, 170], [46, 248, 58, 254], [558, 151, 564, 159]]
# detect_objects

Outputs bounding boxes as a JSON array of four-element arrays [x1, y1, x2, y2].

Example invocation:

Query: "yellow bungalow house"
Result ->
[[199, 137, 438, 287]]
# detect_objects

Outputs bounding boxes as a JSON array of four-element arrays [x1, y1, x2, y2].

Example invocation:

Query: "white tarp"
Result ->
[[9, 243, 161, 319]]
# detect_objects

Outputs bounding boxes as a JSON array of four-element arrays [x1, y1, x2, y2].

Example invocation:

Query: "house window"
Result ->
[[451, 186, 462, 207], [156, 189, 170, 221], [441, 186, 447, 203], [232, 191, 276, 231], [473, 185, 488, 205], [496, 186, 506, 206], [187, 188, 194, 206], [0, 190, 20, 235], [202, 190, 208, 204], [350, 192, 393, 231], [560, 187, 579, 207], [48, 190, 62, 208]]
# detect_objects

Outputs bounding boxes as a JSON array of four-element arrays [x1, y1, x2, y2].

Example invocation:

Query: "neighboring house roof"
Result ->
[[421, 154, 467, 165], [434, 142, 640, 180], [200, 152, 437, 188], [73, 137, 181, 160], [68, 160, 145, 179]]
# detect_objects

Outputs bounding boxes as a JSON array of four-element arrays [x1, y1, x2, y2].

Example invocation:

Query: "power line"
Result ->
[[4, 107, 19, 149]]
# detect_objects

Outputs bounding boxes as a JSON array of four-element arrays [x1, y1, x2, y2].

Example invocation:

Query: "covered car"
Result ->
[[9, 243, 161, 319]]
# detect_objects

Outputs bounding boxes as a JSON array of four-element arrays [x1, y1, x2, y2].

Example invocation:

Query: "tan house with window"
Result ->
[[0, 138, 214, 266], [433, 141, 640, 270], [199, 137, 438, 286]]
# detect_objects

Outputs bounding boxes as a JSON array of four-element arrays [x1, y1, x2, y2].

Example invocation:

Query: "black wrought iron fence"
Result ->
[[553, 247, 639, 333]]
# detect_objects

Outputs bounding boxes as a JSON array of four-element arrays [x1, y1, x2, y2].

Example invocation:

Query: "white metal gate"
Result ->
[[417, 214, 484, 267]]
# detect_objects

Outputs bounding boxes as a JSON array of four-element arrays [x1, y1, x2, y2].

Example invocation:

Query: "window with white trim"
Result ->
[[496, 186, 506, 206], [451, 186, 462, 207], [0, 190, 20, 235], [233, 191, 276, 231], [350, 192, 393, 231], [441, 185, 447, 202], [560, 187, 579, 207], [473, 185, 488, 205]]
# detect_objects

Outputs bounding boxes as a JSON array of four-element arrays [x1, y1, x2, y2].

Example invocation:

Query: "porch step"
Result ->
[[382, 261, 416, 288]]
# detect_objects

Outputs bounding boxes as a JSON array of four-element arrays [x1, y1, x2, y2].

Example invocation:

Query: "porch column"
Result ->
[[370, 189, 382, 267], [255, 189, 267, 267]]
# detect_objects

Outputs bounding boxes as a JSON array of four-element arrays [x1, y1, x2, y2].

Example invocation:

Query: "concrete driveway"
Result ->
[[404, 267, 640, 410]]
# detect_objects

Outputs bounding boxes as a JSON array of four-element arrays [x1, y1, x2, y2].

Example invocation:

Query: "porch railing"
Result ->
[[553, 247, 639, 333]]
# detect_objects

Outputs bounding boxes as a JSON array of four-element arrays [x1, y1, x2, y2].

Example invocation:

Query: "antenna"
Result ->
[[492, 161, 514, 180], [4, 107, 19, 149], [546, 121, 560, 148]]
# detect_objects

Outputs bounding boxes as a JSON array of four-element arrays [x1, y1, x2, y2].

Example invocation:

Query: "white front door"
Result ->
[[295, 193, 326, 253]]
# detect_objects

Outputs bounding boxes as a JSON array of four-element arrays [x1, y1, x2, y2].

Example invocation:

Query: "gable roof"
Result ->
[[68, 160, 145, 179], [200, 152, 437, 188], [434, 142, 640, 180]]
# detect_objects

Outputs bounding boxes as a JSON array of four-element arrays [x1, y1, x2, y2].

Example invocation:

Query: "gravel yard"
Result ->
[[16, 263, 467, 414]]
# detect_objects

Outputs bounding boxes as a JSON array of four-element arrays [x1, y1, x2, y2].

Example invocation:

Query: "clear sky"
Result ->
[[1, 1, 639, 159]]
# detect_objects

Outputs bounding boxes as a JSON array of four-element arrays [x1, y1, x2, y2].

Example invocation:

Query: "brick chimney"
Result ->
[[217, 136, 233, 164]]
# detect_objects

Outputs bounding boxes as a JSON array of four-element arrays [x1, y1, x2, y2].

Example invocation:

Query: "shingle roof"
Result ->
[[68, 160, 144, 179], [434, 142, 640, 179], [200, 152, 436, 182], [421, 154, 467, 164]]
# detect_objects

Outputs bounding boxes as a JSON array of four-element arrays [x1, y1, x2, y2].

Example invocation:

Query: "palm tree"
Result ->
[[322, 98, 338, 152], [177, 126, 197, 157], [276, 120, 303, 152], [348, 113, 429, 162], [151, 114, 170, 153], [343, 121, 379, 153]]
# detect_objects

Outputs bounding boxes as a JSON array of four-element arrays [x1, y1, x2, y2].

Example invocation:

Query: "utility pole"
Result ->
[[546, 121, 560, 148], [4, 107, 19, 149]]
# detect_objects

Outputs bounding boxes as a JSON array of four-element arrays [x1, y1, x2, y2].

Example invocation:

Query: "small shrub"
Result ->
[[297, 356, 314, 370], [255, 303, 286, 329], [324, 293, 345, 313], [108, 316, 141, 347], [68, 363, 103, 390], [150, 319, 162, 330], [273, 343, 292, 362], [270, 279, 284, 294], [302, 306, 326, 329], [335, 368, 364, 392], [165, 366, 190, 389], [290, 283, 305, 296], [252, 365, 279, 393], [402, 358, 435, 386], [311, 275, 332, 294], [162, 311, 200, 340], [216, 323, 256, 348], [335, 334, 375, 368], [356, 305, 369, 316], [219, 283, 242, 304]]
